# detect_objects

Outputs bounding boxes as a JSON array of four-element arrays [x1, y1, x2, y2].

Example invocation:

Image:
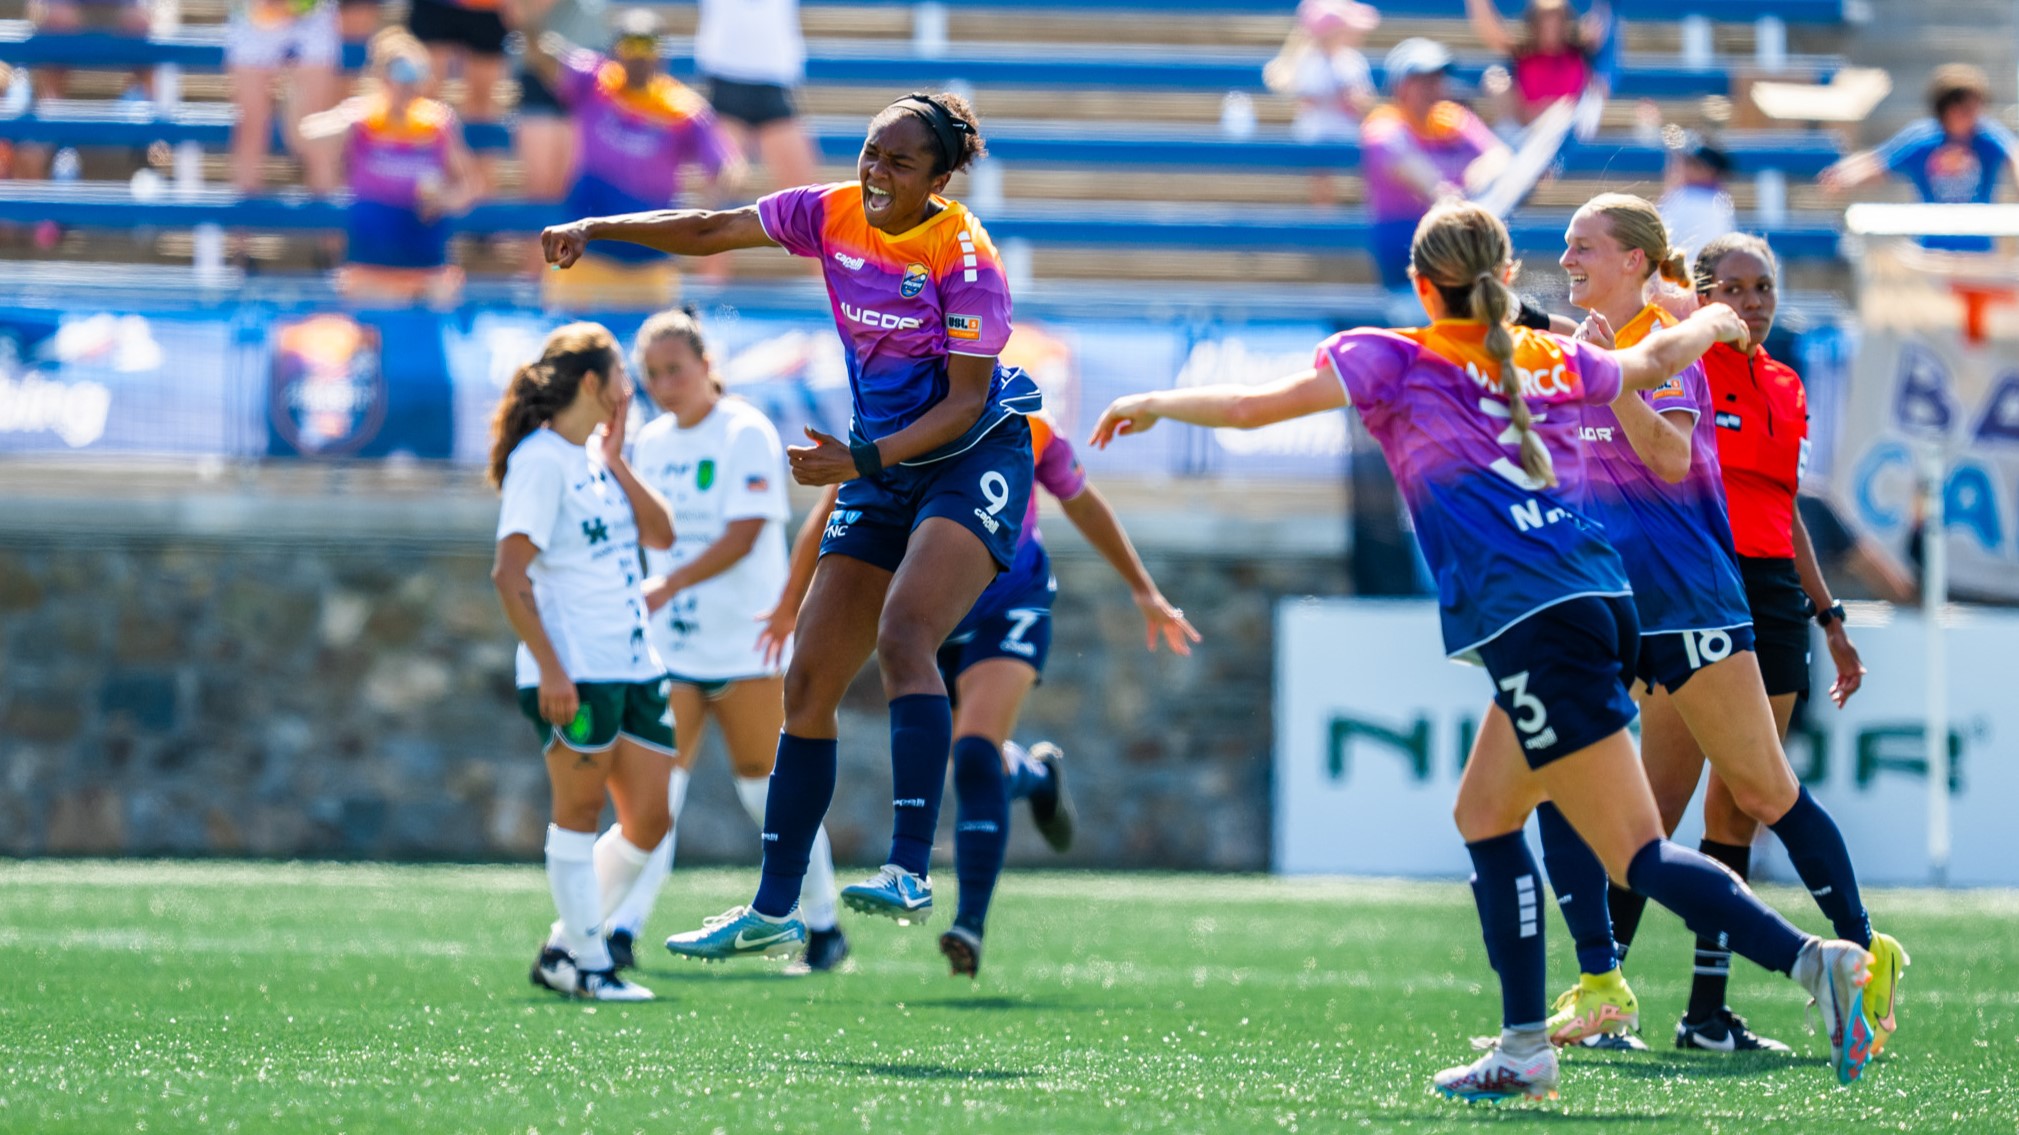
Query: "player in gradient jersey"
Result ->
[[1523, 196, 1905, 1063], [543, 91, 1045, 963], [770, 412, 1198, 977], [1091, 202, 1879, 1102]]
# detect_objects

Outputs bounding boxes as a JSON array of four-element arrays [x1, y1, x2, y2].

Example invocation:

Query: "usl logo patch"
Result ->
[[900, 262, 929, 298], [946, 313, 982, 341]]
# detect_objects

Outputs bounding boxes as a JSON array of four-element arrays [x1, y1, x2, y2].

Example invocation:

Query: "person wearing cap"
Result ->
[[1360, 38, 1509, 288], [1659, 132, 1736, 264], [1820, 63, 2019, 253], [509, 3, 743, 309], [1264, 0, 1381, 205]]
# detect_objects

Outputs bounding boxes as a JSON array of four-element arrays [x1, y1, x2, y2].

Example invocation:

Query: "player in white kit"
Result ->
[[604, 307, 849, 972], [490, 322, 677, 1002]]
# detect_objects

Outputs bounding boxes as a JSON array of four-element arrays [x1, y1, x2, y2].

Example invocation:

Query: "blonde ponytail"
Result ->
[[1412, 202, 1558, 489]]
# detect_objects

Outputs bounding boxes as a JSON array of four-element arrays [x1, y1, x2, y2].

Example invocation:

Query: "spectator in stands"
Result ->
[[339, 0, 381, 46], [301, 28, 480, 302], [20, 0, 155, 182], [1659, 132, 1736, 263], [1360, 38, 1508, 289], [505, 0, 610, 212], [1464, 0, 1610, 130], [406, 0, 508, 138], [513, 5, 742, 310], [696, 0, 818, 194], [1264, 0, 1379, 206], [1820, 64, 2019, 253], [227, 0, 344, 196]]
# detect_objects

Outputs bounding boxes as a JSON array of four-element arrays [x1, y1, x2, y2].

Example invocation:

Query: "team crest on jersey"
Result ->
[[697, 459, 716, 490], [900, 262, 930, 298]]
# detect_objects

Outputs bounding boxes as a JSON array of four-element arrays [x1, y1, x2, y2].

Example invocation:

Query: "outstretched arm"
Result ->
[[1465, 0, 1516, 56], [542, 205, 778, 266], [1089, 368, 1347, 447], [1611, 305, 1748, 392], [1057, 483, 1200, 655]]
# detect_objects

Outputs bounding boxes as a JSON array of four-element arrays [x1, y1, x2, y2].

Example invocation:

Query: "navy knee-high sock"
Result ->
[[752, 734, 839, 918], [1768, 786, 1872, 948], [1535, 803, 1619, 976], [886, 693, 953, 877], [1686, 839, 1750, 1021], [1607, 882, 1650, 961], [1625, 839, 1807, 977], [1466, 831, 1548, 1029], [951, 735, 1010, 934]]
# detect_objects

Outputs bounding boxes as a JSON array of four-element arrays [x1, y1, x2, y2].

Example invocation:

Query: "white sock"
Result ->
[[604, 768, 690, 937], [593, 826, 655, 923], [544, 824, 611, 971], [1003, 739, 1035, 774], [802, 825, 840, 932], [734, 774, 769, 829]]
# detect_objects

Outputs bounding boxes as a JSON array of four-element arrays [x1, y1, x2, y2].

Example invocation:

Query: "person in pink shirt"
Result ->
[[1466, 0, 1611, 128]]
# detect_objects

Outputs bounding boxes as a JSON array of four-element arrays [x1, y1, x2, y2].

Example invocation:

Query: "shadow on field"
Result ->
[[916, 995, 1077, 1012], [1583, 1052, 1805, 1080], [809, 1059, 1034, 1083]]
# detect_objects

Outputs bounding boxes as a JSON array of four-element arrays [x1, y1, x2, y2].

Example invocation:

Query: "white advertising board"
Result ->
[[1274, 598, 2019, 886]]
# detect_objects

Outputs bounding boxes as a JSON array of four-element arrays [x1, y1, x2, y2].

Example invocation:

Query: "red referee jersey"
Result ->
[[1703, 340, 1807, 559]]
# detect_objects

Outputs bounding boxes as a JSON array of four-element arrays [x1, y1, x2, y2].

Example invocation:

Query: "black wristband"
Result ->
[[1815, 600, 1847, 628], [849, 437, 884, 480], [1515, 297, 1554, 330]]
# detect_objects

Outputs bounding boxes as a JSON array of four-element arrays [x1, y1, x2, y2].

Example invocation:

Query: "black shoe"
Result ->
[[938, 924, 983, 979], [607, 929, 637, 972], [1675, 1007, 1793, 1053], [1026, 741, 1076, 853], [801, 926, 851, 972]]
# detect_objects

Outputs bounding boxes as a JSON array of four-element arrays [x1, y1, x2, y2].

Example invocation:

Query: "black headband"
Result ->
[[888, 92, 971, 171]]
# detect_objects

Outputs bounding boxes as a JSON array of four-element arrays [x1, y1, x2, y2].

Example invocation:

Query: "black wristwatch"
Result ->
[[1814, 601, 1847, 628]]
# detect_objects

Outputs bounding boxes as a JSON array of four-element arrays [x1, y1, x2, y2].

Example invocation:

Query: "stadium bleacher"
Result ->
[[0, 0, 1860, 295]]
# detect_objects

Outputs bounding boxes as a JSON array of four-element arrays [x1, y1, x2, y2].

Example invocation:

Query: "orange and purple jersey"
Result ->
[[1320, 320, 1630, 657], [555, 48, 734, 208], [346, 96, 458, 209], [1579, 305, 1750, 635], [758, 182, 1035, 451]]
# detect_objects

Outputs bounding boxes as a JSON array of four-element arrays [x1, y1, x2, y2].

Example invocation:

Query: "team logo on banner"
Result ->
[[269, 313, 385, 456], [901, 263, 929, 299]]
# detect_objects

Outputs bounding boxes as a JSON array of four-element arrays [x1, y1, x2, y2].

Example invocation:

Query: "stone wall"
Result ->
[[0, 476, 1347, 871]]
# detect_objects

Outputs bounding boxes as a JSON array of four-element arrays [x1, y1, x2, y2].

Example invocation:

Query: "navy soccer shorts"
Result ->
[[1474, 594, 1641, 770], [820, 414, 1033, 574], [1635, 623, 1759, 694]]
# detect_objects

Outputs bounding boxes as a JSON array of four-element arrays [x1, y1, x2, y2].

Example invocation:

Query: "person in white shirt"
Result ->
[[489, 321, 676, 1002], [602, 307, 849, 973], [695, 0, 817, 194], [1264, 0, 1380, 205]]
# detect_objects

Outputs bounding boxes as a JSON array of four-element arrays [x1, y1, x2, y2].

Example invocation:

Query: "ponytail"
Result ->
[[1412, 201, 1558, 489], [486, 321, 622, 489], [1656, 248, 1690, 286], [1471, 270, 1557, 488]]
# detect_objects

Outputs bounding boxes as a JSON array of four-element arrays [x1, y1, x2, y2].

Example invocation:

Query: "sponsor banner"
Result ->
[[0, 309, 256, 457], [1274, 598, 2019, 886]]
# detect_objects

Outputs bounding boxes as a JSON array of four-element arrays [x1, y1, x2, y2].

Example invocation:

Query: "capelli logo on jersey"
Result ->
[[842, 303, 923, 331], [833, 252, 866, 271]]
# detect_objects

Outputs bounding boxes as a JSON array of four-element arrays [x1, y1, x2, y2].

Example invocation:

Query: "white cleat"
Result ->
[[1797, 938, 1876, 1084], [1433, 1043, 1559, 1103], [576, 968, 655, 1002], [529, 945, 579, 997]]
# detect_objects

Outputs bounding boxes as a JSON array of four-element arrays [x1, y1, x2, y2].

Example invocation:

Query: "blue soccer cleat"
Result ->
[[664, 906, 807, 962], [840, 865, 934, 924]]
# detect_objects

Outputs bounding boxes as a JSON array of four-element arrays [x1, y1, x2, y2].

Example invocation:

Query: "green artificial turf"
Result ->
[[1, 861, 2011, 1133]]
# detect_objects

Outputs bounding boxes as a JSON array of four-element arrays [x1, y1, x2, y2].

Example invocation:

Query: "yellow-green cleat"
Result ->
[[1547, 968, 1641, 1047], [1864, 932, 1910, 1055]]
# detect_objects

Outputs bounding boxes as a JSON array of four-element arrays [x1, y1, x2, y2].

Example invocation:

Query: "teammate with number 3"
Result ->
[[1090, 202, 1880, 1102], [1530, 196, 1908, 1059], [543, 91, 1044, 959]]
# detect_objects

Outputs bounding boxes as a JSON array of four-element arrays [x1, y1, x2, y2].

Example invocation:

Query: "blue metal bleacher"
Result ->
[[0, 25, 1833, 100], [0, 181, 1845, 262], [794, 0, 1850, 20], [0, 104, 1845, 179]]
